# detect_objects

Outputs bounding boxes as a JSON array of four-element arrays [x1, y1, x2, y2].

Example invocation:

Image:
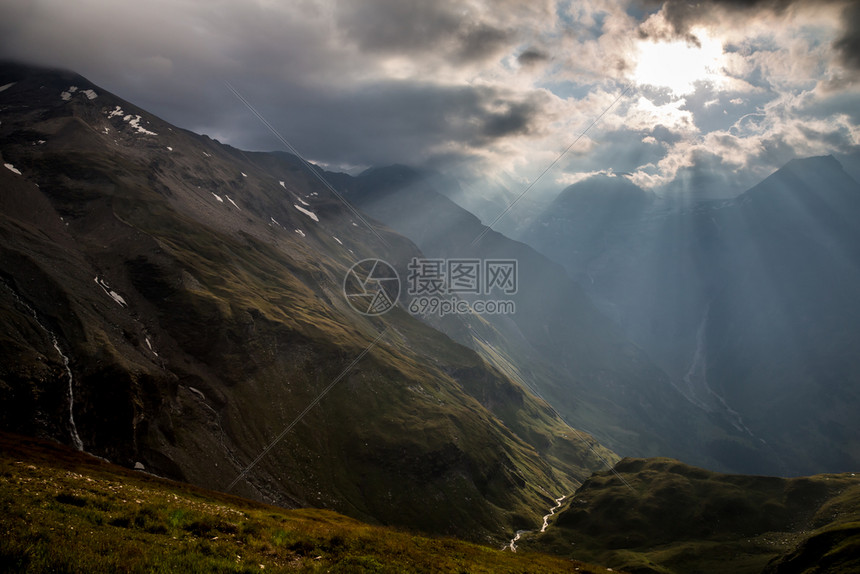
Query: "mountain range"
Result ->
[[340, 165, 776, 474], [517, 158, 860, 476], [2, 61, 860, 573]]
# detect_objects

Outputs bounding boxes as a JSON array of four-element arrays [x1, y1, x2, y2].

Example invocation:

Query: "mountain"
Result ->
[[527, 175, 655, 276], [339, 165, 775, 474], [520, 160, 860, 476], [524, 457, 860, 574], [0, 61, 617, 543]]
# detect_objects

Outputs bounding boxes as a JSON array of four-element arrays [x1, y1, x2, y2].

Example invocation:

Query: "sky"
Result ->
[[2, 0, 860, 205]]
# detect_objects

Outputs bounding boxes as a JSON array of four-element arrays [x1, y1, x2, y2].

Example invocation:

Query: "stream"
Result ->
[[507, 495, 567, 552], [682, 302, 754, 437]]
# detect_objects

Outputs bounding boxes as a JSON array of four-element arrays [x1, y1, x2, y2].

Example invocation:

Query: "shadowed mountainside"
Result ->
[[341, 166, 778, 475], [518, 160, 860, 476], [0, 61, 616, 543]]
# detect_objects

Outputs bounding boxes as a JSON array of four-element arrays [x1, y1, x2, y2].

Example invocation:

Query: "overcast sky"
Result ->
[[2, 0, 860, 202]]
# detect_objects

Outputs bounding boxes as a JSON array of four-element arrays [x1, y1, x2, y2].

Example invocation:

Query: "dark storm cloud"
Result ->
[[637, 0, 860, 72], [659, 0, 798, 34], [2, 0, 856, 197], [455, 23, 516, 63], [0, 0, 550, 174], [480, 101, 540, 139], [517, 48, 550, 67], [334, 0, 514, 64], [221, 81, 551, 167], [835, 1, 860, 70], [334, 0, 461, 53]]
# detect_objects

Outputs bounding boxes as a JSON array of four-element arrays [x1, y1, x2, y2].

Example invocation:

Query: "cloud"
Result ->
[[517, 48, 551, 68], [0, 0, 858, 206], [480, 100, 545, 139], [637, 0, 860, 73], [333, 1, 516, 65], [834, 1, 860, 70]]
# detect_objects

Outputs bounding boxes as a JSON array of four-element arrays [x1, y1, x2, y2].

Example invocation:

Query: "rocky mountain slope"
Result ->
[[0, 61, 616, 543]]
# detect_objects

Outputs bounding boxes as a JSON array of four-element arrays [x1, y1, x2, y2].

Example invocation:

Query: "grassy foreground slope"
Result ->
[[525, 458, 860, 574], [0, 432, 619, 573]]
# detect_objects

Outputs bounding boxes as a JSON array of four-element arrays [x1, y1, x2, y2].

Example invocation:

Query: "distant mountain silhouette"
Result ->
[[521, 157, 860, 475]]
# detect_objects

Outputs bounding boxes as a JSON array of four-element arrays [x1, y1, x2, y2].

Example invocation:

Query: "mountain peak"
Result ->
[[552, 174, 653, 210], [358, 163, 422, 181], [741, 153, 860, 206], [781, 154, 842, 172]]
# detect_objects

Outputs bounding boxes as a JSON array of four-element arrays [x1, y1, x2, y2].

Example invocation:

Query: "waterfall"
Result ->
[[2, 282, 84, 450], [51, 334, 85, 451]]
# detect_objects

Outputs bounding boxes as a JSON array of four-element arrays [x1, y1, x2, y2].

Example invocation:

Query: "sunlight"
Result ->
[[632, 27, 727, 95]]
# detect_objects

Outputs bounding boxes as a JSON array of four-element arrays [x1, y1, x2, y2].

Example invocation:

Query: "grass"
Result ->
[[0, 432, 620, 573], [524, 457, 860, 574]]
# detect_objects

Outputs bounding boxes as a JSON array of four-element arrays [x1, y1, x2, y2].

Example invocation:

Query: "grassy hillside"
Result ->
[[0, 62, 617, 545], [523, 458, 860, 574], [0, 432, 618, 573]]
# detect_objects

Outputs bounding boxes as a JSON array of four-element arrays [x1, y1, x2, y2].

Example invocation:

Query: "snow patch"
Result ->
[[107, 106, 124, 118], [332, 236, 342, 245], [295, 229, 305, 237], [4, 163, 22, 176], [202, 151, 211, 157], [0, 82, 15, 92], [126, 115, 157, 136], [211, 193, 224, 203], [270, 217, 282, 227], [94, 277, 128, 307], [166, 146, 173, 151], [144, 337, 158, 356], [295, 196, 310, 206], [225, 196, 240, 210], [279, 181, 286, 189], [294, 204, 319, 222], [188, 387, 206, 400], [134, 462, 145, 471], [241, 172, 247, 177], [60, 86, 89, 102], [351, 222, 358, 227]]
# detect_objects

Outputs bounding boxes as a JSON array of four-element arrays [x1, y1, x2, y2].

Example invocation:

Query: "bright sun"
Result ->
[[632, 27, 727, 95]]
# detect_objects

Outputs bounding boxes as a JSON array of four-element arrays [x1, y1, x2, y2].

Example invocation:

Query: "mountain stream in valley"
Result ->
[[681, 302, 754, 437], [506, 495, 567, 552]]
